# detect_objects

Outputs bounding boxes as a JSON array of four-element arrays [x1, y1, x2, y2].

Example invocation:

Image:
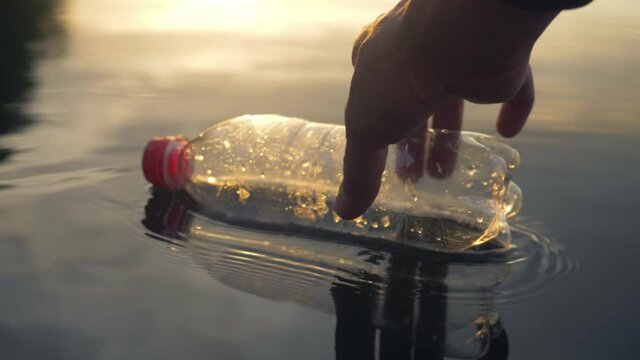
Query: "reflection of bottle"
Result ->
[[142, 190, 514, 359], [143, 114, 522, 252]]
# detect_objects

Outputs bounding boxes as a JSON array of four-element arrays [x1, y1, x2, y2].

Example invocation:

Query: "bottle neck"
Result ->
[[162, 138, 191, 190]]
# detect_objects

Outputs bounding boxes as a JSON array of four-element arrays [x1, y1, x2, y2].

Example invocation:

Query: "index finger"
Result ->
[[335, 136, 388, 221], [335, 66, 441, 220]]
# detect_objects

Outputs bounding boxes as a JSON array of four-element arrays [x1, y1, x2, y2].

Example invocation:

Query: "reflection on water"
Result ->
[[50, 0, 640, 134], [66, 0, 392, 35], [0, 0, 65, 172], [2, 0, 636, 180], [0, 0, 65, 136], [142, 189, 571, 359]]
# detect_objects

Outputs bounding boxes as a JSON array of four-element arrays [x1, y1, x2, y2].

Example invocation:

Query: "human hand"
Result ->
[[335, 0, 558, 220]]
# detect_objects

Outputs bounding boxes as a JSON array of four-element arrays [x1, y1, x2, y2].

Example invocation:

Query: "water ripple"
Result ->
[[135, 190, 576, 310]]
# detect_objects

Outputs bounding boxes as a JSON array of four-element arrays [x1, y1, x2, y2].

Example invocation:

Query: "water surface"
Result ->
[[1, 0, 639, 359]]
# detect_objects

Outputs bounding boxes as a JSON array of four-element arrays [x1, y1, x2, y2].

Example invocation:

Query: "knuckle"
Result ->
[[457, 73, 525, 104], [437, 61, 530, 104], [352, 11, 405, 69]]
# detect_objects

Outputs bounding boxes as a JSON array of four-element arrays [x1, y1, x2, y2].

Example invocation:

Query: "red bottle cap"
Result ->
[[142, 136, 190, 190]]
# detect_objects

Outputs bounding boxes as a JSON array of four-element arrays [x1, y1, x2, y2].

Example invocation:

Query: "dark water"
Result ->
[[1, 0, 639, 359]]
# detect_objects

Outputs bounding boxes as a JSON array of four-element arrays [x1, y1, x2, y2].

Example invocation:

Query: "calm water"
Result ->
[[1, 0, 639, 359]]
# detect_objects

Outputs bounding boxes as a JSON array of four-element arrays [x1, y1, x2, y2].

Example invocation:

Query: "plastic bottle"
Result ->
[[142, 114, 522, 252]]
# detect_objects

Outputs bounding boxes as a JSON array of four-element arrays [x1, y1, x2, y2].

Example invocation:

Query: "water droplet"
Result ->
[[332, 211, 341, 223], [411, 194, 418, 202], [381, 215, 391, 228], [371, 222, 379, 229], [194, 155, 204, 161], [207, 176, 217, 184], [476, 216, 484, 224], [223, 140, 231, 149], [260, 172, 265, 179]]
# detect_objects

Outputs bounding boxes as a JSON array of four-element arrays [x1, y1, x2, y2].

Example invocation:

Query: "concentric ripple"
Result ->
[[136, 189, 578, 310]]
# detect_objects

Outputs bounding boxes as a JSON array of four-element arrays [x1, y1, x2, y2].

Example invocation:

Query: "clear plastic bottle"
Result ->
[[142, 114, 522, 252]]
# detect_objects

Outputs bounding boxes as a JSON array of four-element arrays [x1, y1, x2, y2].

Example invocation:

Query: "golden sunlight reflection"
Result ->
[[35, 0, 640, 139], [67, 0, 394, 35]]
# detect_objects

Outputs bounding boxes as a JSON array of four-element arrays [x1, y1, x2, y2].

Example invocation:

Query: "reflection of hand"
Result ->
[[335, 0, 558, 220]]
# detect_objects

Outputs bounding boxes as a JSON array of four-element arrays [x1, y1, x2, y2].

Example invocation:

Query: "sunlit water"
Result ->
[[1, 0, 639, 359]]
